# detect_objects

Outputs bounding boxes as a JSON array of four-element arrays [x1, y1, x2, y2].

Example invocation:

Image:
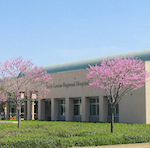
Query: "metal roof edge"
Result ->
[[43, 49, 150, 74]]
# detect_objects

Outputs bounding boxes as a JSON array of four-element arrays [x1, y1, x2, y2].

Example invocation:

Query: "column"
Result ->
[[81, 97, 90, 121], [69, 98, 73, 121], [31, 101, 34, 120], [65, 98, 69, 121], [99, 96, 103, 122], [27, 99, 31, 120], [38, 99, 45, 120], [38, 99, 41, 120], [100, 96, 108, 122], [6, 102, 10, 120], [65, 98, 73, 121], [4, 106, 6, 120], [51, 98, 58, 121]]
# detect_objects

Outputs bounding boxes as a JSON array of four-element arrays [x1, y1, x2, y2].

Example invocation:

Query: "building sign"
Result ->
[[47, 80, 90, 89]]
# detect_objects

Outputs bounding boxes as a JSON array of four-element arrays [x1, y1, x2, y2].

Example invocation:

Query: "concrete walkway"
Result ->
[[0, 121, 18, 123], [73, 143, 150, 148]]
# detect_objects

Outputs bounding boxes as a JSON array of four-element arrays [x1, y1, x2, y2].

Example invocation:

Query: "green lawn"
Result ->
[[0, 121, 150, 148]]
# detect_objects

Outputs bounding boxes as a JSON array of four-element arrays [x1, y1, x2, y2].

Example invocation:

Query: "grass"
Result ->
[[0, 121, 150, 148]]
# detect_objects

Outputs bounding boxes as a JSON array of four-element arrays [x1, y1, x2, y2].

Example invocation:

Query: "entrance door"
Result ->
[[9, 102, 16, 119], [73, 98, 82, 121], [58, 99, 65, 121], [89, 97, 99, 122]]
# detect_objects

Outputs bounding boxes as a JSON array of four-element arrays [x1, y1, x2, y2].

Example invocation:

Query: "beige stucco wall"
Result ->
[[119, 87, 146, 124], [38, 65, 147, 124], [145, 61, 150, 124]]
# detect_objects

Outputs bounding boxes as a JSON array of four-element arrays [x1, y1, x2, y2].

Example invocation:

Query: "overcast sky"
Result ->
[[0, 0, 150, 66]]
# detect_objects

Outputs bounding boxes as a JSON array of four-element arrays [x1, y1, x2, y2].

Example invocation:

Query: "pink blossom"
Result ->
[[0, 57, 52, 103], [1, 97, 6, 102], [87, 55, 150, 105]]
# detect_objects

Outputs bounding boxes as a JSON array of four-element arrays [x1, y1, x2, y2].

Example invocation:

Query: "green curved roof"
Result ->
[[43, 49, 150, 73]]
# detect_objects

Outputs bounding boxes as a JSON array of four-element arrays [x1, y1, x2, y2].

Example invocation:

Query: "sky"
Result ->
[[0, 0, 150, 66]]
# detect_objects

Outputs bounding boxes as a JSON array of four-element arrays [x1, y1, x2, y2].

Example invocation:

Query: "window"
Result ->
[[21, 103, 24, 118], [9, 102, 17, 118], [12, 108, 15, 113], [74, 98, 82, 116], [90, 97, 99, 116], [58, 99, 65, 116], [21, 106, 24, 113]]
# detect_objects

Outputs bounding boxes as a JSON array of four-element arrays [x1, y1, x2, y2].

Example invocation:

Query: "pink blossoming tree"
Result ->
[[87, 55, 149, 133], [0, 57, 52, 128]]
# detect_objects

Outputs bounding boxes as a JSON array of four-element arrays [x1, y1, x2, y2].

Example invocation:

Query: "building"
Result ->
[[3, 49, 150, 124]]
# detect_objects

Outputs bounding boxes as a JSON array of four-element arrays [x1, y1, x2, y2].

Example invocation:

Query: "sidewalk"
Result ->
[[0, 121, 18, 123], [73, 143, 150, 148]]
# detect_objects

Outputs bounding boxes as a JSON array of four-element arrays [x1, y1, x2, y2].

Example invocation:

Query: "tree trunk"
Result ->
[[17, 103, 21, 128], [111, 107, 114, 133]]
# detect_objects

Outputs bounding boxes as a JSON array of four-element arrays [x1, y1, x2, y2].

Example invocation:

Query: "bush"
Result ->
[[0, 121, 150, 147]]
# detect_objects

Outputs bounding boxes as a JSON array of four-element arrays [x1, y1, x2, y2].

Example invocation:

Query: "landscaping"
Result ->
[[0, 121, 150, 148]]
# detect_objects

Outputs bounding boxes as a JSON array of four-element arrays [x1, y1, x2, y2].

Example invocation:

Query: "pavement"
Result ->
[[0, 121, 18, 123], [73, 143, 150, 148]]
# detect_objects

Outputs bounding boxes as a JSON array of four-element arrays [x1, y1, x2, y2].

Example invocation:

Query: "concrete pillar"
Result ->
[[51, 98, 58, 121], [27, 99, 31, 120], [65, 98, 73, 121], [69, 98, 74, 121], [38, 99, 41, 120], [100, 96, 108, 122], [31, 101, 35, 120], [81, 97, 90, 121], [6, 102, 10, 120], [41, 100, 45, 120], [99, 96, 103, 122], [4, 106, 6, 120], [103, 96, 108, 122], [66, 98, 69, 121], [38, 99, 45, 120]]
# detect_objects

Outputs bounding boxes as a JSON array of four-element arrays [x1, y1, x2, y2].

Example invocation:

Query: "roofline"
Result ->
[[43, 49, 150, 74]]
